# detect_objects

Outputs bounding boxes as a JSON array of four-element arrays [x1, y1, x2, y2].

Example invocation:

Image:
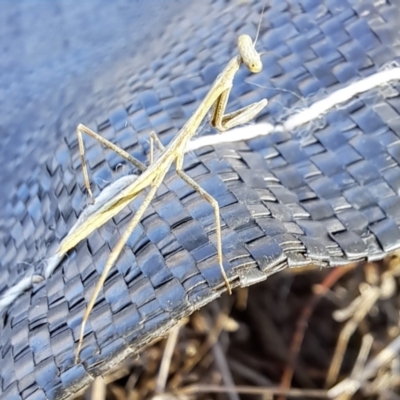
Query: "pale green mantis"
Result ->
[[54, 32, 268, 362]]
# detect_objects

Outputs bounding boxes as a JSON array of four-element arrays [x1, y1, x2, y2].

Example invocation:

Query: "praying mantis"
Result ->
[[55, 30, 268, 362]]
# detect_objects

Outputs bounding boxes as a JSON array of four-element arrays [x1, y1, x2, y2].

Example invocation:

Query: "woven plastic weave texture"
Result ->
[[2, 0, 400, 399]]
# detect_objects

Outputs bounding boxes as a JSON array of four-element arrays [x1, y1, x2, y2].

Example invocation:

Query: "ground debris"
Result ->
[[76, 253, 400, 400]]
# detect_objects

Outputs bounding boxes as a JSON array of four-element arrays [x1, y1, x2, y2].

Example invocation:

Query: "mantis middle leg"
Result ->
[[76, 124, 147, 203]]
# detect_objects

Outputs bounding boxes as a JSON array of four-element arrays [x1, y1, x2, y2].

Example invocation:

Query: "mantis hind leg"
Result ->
[[76, 124, 147, 203], [75, 174, 163, 363]]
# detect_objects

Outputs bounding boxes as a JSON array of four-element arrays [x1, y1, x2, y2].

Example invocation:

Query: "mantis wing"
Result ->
[[57, 174, 145, 255]]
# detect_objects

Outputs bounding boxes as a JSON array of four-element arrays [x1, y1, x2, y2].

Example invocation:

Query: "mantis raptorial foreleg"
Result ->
[[76, 124, 147, 203], [212, 98, 269, 131], [211, 34, 264, 131]]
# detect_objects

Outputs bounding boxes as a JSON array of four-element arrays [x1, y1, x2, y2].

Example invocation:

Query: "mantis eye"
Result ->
[[250, 61, 262, 73]]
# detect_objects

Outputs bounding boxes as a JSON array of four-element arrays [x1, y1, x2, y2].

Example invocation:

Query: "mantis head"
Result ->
[[237, 34, 263, 73]]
